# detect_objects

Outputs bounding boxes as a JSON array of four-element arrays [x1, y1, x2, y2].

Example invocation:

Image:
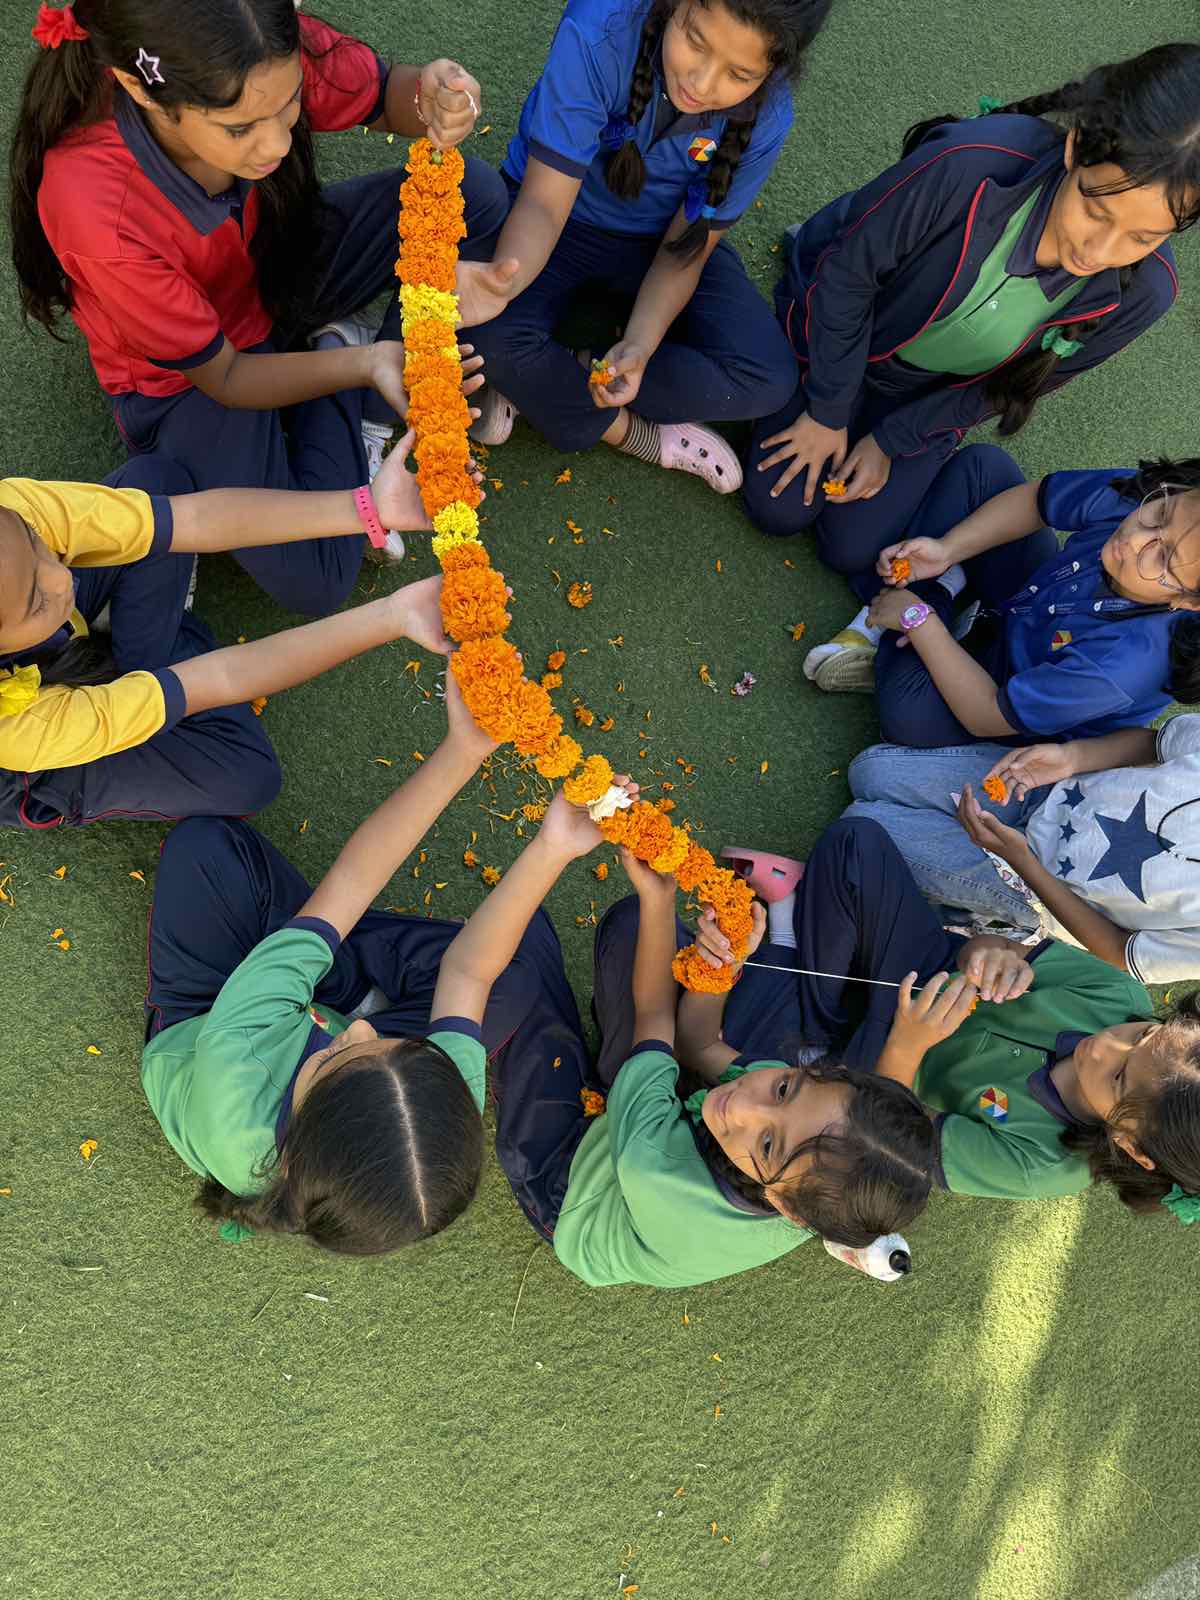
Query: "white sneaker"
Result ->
[[659, 423, 742, 494], [802, 630, 877, 693], [469, 386, 517, 446], [358, 421, 405, 563], [310, 313, 380, 349]]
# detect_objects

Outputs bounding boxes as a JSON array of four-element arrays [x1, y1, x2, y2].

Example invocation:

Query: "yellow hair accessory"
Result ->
[[0, 663, 42, 717]]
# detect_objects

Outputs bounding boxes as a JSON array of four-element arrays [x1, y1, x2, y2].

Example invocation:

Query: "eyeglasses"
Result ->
[[1134, 485, 1199, 595]]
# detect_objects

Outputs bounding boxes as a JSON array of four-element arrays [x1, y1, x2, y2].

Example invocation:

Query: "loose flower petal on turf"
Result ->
[[79, 1140, 97, 1161]]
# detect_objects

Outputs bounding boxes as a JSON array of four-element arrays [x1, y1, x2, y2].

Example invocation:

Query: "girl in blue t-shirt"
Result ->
[[743, 43, 1198, 684], [821, 445, 1200, 749], [465, 0, 831, 494]]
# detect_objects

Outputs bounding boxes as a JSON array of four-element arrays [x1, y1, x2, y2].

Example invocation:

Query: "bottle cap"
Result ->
[[888, 1249, 913, 1275]]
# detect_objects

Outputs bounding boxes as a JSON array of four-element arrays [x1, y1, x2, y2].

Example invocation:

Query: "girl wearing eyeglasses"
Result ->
[[850, 451, 1200, 748]]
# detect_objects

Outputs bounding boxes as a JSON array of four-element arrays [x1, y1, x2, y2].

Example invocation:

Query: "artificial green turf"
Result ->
[[3, 2, 1199, 1597]]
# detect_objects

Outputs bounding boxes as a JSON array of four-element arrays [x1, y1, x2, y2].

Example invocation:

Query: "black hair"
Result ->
[[901, 44, 1200, 435], [703, 1058, 936, 1248], [1060, 993, 1200, 1215], [196, 1037, 485, 1254], [605, 0, 832, 263], [1108, 457, 1200, 700], [10, 0, 341, 342]]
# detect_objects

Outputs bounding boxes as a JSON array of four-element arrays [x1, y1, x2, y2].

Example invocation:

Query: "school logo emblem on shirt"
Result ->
[[979, 1087, 1009, 1121], [688, 136, 717, 163], [1051, 629, 1072, 650]]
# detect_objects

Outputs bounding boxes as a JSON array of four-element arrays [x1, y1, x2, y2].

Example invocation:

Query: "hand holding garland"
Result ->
[[398, 140, 758, 991]]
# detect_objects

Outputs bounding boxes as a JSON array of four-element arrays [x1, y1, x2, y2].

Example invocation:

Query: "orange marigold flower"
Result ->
[[449, 637, 526, 742], [672, 945, 736, 994], [440, 564, 512, 642], [567, 581, 593, 608], [563, 754, 615, 807], [890, 556, 912, 585], [982, 774, 1007, 804], [439, 542, 490, 573], [676, 842, 716, 893], [598, 809, 630, 846], [593, 862, 609, 881], [651, 825, 691, 876], [657, 797, 676, 813], [547, 650, 567, 671], [535, 733, 583, 780], [511, 681, 563, 756], [481, 865, 502, 886], [541, 671, 563, 690], [822, 478, 848, 498], [581, 1087, 606, 1117], [574, 704, 596, 728], [616, 801, 675, 864], [463, 848, 478, 867], [587, 361, 613, 387]]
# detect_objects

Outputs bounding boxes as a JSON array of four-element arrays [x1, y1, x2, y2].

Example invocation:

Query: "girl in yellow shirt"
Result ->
[[0, 440, 451, 825]]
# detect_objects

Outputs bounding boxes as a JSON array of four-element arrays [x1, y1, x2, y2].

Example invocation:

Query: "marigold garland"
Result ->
[[398, 139, 754, 991]]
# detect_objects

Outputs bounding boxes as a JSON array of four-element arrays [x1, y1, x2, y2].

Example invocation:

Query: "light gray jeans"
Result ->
[[844, 743, 1051, 929]]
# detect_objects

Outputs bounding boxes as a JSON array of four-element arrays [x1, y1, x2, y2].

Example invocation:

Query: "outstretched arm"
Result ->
[[299, 677, 496, 940], [431, 779, 636, 1025], [172, 576, 448, 716]]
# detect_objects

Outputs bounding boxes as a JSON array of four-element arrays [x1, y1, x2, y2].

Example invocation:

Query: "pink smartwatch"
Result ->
[[353, 484, 387, 549], [899, 600, 932, 633]]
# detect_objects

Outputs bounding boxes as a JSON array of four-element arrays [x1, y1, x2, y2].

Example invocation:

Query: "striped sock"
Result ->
[[614, 412, 661, 467]]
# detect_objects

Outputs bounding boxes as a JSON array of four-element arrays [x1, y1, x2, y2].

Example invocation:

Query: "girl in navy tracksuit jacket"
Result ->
[[739, 45, 1198, 691]]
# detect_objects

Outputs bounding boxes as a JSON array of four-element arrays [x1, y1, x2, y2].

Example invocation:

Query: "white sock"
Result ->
[[847, 605, 883, 647], [348, 984, 390, 1020], [938, 563, 966, 599], [768, 891, 798, 948]]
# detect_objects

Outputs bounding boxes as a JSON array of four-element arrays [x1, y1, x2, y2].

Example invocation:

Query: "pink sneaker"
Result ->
[[720, 847, 805, 903], [659, 423, 742, 494]]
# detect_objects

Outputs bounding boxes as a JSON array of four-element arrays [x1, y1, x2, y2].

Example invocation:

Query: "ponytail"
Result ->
[[195, 1038, 485, 1256], [10, 0, 336, 339], [9, 32, 107, 336], [899, 44, 1200, 435], [604, 0, 832, 265]]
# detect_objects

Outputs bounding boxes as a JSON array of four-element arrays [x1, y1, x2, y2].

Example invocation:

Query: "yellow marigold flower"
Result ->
[[521, 802, 547, 822], [535, 734, 583, 780], [574, 704, 595, 727], [563, 754, 614, 807], [566, 581, 593, 608], [541, 671, 563, 690], [399, 283, 459, 337], [481, 865, 501, 886]]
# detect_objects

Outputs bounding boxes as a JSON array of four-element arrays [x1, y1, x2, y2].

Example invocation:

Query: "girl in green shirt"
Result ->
[[141, 676, 633, 1254]]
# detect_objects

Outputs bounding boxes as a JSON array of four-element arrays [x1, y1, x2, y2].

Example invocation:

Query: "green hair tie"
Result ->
[[1161, 1183, 1200, 1225], [1042, 328, 1084, 360], [977, 95, 1004, 116]]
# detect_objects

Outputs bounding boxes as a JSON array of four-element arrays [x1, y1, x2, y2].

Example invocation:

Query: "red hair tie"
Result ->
[[32, 3, 89, 48]]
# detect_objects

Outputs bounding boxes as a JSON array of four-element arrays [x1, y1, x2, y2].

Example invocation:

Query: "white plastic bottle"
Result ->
[[822, 1233, 912, 1282]]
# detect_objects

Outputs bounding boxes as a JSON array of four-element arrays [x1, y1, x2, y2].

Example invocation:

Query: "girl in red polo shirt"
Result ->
[[11, 0, 516, 615]]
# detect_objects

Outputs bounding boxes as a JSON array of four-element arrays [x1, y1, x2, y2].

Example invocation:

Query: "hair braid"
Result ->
[[668, 109, 757, 263], [604, 6, 668, 201]]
